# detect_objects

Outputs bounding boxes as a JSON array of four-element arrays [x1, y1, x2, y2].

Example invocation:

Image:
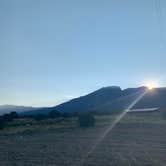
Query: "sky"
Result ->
[[0, 0, 166, 107]]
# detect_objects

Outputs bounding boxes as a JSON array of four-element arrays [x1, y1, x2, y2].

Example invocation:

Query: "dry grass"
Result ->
[[0, 112, 166, 166]]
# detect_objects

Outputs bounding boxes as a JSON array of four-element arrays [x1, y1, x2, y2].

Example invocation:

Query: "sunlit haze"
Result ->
[[145, 81, 159, 90]]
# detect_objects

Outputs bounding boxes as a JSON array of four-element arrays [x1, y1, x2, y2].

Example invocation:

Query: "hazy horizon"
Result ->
[[1, 0, 166, 106], [0, 85, 165, 107]]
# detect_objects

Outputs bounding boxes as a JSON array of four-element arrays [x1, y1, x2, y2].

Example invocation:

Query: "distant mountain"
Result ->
[[22, 86, 147, 115], [54, 86, 123, 113], [92, 87, 166, 113], [15, 86, 166, 115], [0, 105, 38, 115], [92, 87, 147, 113], [22, 86, 123, 115], [53, 86, 152, 114]]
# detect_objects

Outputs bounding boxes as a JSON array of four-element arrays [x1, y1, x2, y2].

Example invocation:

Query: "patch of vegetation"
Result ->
[[78, 113, 95, 127], [1, 109, 166, 136], [0, 111, 19, 130], [0, 111, 166, 166]]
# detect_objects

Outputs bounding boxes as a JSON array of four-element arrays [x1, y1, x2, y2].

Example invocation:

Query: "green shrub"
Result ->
[[3, 111, 19, 122], [10, 111, 19, 119], [78, 113, 95, 127]]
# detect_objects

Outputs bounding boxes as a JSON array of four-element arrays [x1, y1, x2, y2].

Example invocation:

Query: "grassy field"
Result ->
[[0, 111, 166, 166]]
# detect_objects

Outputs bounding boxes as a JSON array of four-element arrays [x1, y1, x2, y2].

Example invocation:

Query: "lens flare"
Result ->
[[145, 82, 158, 90], [78, 89, 148, 166]]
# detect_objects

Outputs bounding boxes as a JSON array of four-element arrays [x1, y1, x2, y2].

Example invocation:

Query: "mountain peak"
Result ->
[[101, 86, 121, 89]]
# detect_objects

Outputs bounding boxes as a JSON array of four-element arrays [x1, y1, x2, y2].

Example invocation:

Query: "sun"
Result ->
[[147, 84, 154, 90], [145, 81, 158, 90]]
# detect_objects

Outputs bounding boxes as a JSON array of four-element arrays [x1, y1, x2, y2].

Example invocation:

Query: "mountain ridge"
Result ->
[[1, 86, 166, 115]]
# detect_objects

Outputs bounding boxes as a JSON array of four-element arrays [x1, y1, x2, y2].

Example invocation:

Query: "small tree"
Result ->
[[10, 111, 19, 119], [78, 113, 95, 127], [3, 113, 13, 122], [0, 112, 18, 130]]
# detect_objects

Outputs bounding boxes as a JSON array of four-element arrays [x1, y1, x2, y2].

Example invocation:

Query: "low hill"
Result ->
[[0, 105, 38, 115]]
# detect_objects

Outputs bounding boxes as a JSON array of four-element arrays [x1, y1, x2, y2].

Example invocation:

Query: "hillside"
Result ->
[[55, 86, 122, 113], [22, 86, 147, 115], [134, 87, 166, 108], [92, 87, 166, 113]]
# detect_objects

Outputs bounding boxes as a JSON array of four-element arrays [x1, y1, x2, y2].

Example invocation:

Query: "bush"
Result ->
[[78, 113, 95, 127], [49, 110, 61, 118], [2, 111, 19, 122], [3, 113, 13, 122], [0, 111, 19, 130], [0, 117, 4, 130], [10, 111, 19, 119]]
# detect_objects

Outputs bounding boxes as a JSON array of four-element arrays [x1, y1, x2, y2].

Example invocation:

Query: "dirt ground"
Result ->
[[0, 114, 166, 166]]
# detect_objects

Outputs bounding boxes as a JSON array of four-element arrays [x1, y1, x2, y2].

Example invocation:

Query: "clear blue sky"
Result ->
[[0, 0, 166, 106]]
